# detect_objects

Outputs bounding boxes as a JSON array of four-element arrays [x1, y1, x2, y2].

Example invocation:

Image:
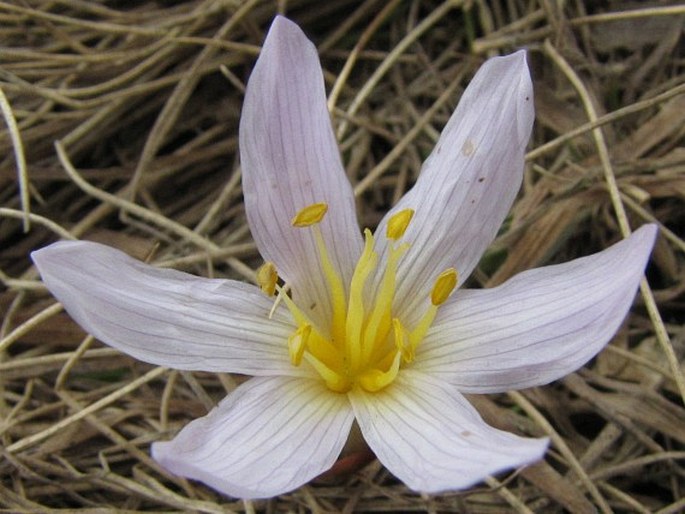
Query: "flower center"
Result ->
[[258, 203, 457, 394]]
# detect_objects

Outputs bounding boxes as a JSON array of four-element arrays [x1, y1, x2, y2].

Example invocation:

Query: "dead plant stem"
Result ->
[[7, 366, 167, 453]]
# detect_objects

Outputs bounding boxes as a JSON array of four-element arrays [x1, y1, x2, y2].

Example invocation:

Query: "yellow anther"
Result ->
[[386, 209, 415, 240], [431, 268, 458, 306], [256, 261, 278, 296], [288, 324, 311, 366], [292, 203, 328, 227]]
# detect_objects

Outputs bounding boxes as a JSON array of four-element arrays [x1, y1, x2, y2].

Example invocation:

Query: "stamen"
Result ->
[[431, 268, 458, 306], [291, 202, 347, 345], [410, 268, 459, 348], [288, 324, 311, 366], [386, 209, 414, 240], [292, 203, 328, 227], [256, 261, 278, 296]]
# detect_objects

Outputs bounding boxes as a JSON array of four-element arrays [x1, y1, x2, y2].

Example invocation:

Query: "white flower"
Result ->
[[32, 16, 657, 499]]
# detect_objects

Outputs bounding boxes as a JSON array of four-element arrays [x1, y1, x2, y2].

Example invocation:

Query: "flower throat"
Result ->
[[258, 203, 457, 394]]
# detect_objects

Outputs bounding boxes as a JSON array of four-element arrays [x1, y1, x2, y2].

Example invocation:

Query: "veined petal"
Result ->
[[374, 51, 533, 324], [152, 376, 354, 499], [240, 16, 362, 330], [350, 370, 548, 493], [416, 224, 658, 393], [32, 241, 304, 377]]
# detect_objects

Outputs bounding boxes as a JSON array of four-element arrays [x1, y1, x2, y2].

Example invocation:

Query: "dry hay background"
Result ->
[[1, 0, 684, 512]]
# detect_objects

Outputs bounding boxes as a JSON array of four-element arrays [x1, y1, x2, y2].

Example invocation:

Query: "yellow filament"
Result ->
[[292, 203, 328, 227], [256, 261, 278, 296], [386, 208, 414, 240], [408, 305, 437, 350], [274, 284, 313, 328]]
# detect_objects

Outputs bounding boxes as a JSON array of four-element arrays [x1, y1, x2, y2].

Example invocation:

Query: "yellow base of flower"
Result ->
[[266, 203, 457, 393]]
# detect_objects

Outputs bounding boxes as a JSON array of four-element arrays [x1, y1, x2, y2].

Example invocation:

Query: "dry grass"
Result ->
[[1, 0, 684, 512]]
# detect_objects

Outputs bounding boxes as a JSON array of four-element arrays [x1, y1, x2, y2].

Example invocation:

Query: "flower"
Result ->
[[32, 16, 657, 499]]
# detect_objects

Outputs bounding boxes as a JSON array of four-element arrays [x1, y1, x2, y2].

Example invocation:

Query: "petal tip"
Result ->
[[31, 240, 81, 274], [628, 223, 659, 269], [636, 222, 659, 245], [472, 50, 534, 146], [617, 223, 658, 270], [528, 436, 551, 461], [271, 14, 295, 31], [149, 440, 169, 462], [512, 48, 528, 61], [264, 14, 311, 52], [30, 245, 49, 268], [268, 15, 290, 37]]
